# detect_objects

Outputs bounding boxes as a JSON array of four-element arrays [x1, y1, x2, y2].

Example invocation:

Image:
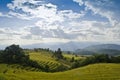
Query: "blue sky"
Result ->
[[0, 0, 120, 45], [46, 0, 85, 12]]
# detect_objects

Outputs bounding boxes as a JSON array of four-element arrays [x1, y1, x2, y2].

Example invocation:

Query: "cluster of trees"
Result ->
[[71, 54, 120, 68], [0, 44, 120, 72], [23, 48, 53, 54], [52, 48, 63, 60], [0, 45, 67, 72], [34, 48, 50, 52], [0, 44, 46, 71], [0, 45, 29, 64]]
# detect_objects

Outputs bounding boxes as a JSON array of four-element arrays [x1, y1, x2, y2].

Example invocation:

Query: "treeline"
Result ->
[[24, 48, 53, 53], [0, 44, 51, 72], [0, 44, 120, 72], [0, 44, 67, 72], [71, 54, 120, 68]]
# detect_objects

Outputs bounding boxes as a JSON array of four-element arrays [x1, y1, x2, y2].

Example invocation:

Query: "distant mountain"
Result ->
[[84, 44, 120, 51], [22, 41, 100, 51], [74, 49, 96, 55], [74, 44, 120, 55]]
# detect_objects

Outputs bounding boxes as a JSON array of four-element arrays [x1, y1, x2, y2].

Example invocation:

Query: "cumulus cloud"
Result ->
[[0, 0, 120, 45], [6, 0, 85, 22], [73, 0, 84, 6], [7, 0, 63, 22], [74, 0, 120, 26], [21, 26, 81, 40], [73, 0, 120, 41]]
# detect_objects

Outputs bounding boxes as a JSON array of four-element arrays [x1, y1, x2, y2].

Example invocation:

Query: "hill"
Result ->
[[29, 51, 69, 72], [28, 51, 84, 72], [0, 46, 120, 80], [84, 44, 120, 50], [74, 44, 120, 55], [0, 63, 120, 80]]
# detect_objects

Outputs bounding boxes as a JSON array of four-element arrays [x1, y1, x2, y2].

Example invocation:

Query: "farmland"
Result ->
[[0, 63, 120, 80]]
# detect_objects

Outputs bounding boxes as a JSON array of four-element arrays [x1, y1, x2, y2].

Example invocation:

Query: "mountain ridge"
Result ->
[[74, 44, 120, 55]]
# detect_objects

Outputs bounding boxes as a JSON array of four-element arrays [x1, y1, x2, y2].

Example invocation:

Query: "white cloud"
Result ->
[[0, 12, 11, 18], [74, 0, 120, 26], [0, 12, 2, 16], [72, 0, 120, 41], [1, 0, 120, 45], [7, 0, 64, 22], [6, 0, 85, 23], [8, 11, 32, 20], [85, 1, 118, 26], [59, 10, 85, 19], [73, 0, 84, 6]]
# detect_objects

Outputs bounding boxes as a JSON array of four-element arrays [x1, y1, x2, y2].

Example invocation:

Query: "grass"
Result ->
[[63, 53, 85, 60], [0, 51, 120, 80], [29, 51, 66, 71], [29, 51, 57, 63], [0, 63, 120, 80]]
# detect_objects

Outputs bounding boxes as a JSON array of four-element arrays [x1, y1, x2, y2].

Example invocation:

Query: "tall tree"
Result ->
[[53, 48, 63, 59]]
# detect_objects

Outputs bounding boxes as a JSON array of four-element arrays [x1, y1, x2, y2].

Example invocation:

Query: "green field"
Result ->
[[0, 63, 120, 80], [0, 51, 120, 80], [28, 51, 85, 71], [29, 51, 70, 71]]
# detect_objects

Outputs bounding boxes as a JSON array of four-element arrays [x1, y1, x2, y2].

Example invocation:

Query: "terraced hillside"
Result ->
[[29, 51, 65, 72], [29, 51, 82, 72], [0, 63, 120, 80], [0, 50, 120, 80]]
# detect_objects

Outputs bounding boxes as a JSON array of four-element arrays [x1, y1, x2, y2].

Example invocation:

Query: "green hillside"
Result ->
[[29, 51, 65, 71], [29, 51, 83, 71], [0, 45, 120, 80], [0, 63, 120, 80]]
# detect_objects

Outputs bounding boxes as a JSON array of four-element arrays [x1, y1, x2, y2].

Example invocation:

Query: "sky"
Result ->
[[0, 0, 120, 46]]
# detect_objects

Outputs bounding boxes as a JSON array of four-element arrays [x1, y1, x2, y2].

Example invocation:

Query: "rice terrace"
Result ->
[[0, 0, 120, 80]]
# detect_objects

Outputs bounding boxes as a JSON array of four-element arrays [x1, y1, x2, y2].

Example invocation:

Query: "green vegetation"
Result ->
[[0, 44, 120, 80], [53, 48, 63, 59], [71, 54, 120, 68], [0, 44, 29, 64], [0, 63, 120, 80], [29, 51, 68, 72]]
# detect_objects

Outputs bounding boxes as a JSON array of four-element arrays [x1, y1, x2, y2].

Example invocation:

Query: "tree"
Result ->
[[0, 50, 4, 63], [111, 56, 120, 63], [70, 57, 75, 62], [53, 48, 63, 59], [2, 44, 29, 64], [93, 54, 110, 63]]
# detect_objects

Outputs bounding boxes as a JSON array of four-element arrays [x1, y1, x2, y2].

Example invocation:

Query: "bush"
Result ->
[[71, 54, 120, 69], [110, 56, 120, 63]]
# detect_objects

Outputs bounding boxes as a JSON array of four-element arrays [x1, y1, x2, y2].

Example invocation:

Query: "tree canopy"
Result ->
[[53, 48, 63, 59], [2, 44, 29, 64]]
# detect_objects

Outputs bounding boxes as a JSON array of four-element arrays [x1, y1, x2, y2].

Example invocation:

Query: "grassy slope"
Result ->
[[29, 51, 83, 70], [0, 63, 120, 80], [63, 53, 86, 60], [29, 51, 56, 62], [0, 52, 120, 80], [29, 51, 66, 71]]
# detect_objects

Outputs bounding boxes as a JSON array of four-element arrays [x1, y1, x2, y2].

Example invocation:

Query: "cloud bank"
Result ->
[[0, 0, 120, 45]]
